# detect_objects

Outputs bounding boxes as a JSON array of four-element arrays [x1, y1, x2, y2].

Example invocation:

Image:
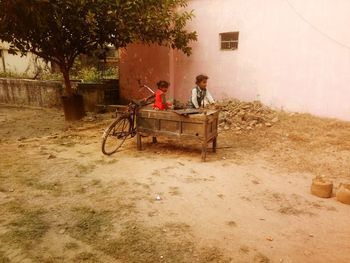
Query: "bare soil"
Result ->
[[0, 104, 350, 263]]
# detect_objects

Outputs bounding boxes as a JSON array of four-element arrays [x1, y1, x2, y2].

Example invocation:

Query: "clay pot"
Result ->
[[310, 176, 333, 198], [336, 183, 350, 205]]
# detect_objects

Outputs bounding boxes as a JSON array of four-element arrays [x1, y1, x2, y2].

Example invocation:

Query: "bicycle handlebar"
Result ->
[[142, 84, 155, 94], [137, 79, 155, 94], [131, 98, 154, 107]]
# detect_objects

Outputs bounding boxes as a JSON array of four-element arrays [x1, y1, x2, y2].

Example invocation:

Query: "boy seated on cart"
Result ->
[[189, 74, 215, 109], [143, 80, 173, 110], [153, 80, 173, 110]]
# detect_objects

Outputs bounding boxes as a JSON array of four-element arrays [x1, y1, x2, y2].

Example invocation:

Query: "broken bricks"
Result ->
[[336, 183, 350, 205], [310, 176, 333, 198], [311, 177, 350, 205], [216, 99, 279, 132]]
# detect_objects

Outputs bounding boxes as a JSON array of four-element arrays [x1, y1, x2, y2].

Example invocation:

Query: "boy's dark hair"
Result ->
[[157, 80, 170, 88], [195, 74, 209, 85]]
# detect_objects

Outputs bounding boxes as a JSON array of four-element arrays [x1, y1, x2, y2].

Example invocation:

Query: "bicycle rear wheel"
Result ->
[[101, 117, 131, 155]]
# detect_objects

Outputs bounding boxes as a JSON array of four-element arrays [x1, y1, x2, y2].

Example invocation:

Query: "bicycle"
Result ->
[[101, 83, 154, 155]]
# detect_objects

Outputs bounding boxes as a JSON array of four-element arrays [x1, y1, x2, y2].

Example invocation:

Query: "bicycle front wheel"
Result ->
[[101, 117, 131, 155]]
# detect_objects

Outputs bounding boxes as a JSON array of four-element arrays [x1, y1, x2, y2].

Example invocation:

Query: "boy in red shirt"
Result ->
[[153, 80, 172, 110]]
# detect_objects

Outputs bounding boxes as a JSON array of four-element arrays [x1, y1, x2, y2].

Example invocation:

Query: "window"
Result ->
[[220, 32, 239, 50]]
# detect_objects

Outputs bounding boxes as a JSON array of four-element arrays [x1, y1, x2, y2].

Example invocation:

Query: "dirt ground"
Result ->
[[0, 104, 350, 263]]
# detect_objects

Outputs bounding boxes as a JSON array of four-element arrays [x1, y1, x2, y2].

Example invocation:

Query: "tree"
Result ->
[[0, 0, 197, 95]]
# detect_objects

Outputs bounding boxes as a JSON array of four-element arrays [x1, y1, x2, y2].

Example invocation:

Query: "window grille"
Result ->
[[220, 32, 239, 50]]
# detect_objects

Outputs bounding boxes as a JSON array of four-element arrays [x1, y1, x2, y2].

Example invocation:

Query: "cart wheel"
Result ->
[[101, 117, 131, 155]]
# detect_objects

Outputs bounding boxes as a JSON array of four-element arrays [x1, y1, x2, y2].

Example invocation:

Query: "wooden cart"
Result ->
[[136, 109, 219, 161]]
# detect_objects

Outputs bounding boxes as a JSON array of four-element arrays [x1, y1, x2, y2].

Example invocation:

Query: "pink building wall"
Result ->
[[120, 0, 350, 121], [119, 45, 173, 102]]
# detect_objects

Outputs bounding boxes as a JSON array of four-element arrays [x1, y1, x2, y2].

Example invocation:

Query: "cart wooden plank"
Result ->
[[136, 109, 219, 161]]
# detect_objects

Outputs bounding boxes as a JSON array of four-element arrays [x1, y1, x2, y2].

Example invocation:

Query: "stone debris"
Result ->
[[215, 99, 279, 132]]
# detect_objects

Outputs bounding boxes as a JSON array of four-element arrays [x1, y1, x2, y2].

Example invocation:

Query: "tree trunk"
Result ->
[[61, 68, 73, 95], [59, 65, 85, 121]]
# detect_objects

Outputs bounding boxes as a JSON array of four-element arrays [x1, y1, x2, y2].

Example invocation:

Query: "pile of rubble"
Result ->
[[216, 99, 279, 133]]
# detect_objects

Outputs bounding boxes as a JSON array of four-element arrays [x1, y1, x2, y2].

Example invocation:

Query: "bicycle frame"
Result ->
[[114, 81, 155, 138], [101, 82, 155, 155], [119, 99, 151, 138], [116, 102, 136, 138]]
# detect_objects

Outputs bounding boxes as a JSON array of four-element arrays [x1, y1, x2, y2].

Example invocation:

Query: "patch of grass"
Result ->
[[18, 177, 63, 196], [34, 181, 63, 197], [18, 176, 40, 187], [65, 204, 228, 263], [59, 141, 76, 147], [5, 200, 26, 214], [37, 181, 62, 192], [75, 187, 87, 194], [239, 245, 250, 254], [278, 206, 314, 216], [217, 194, 225, 199], [226, 221, 237, 227], [251, 179, 260, 185], [67, 207, 112, 243], [1, 209, 49, 250], [163, 223, 191, 237], [100, 221, 193, 263], [151, 170, 161, 176], [73, 252, 100, 263], [91, 179, 101, 186], [168, 186, 181, 196], [100, 221, 230, 263], [116, 180, 128, 186], [0, 250, 10, 263], [77, 164, 96, 175], [107, 159, 118, 164], [65, 242, 79, 250], [254, 252, 270, 263], [32, 255, 65, 262], [196, 247, 231, 263]]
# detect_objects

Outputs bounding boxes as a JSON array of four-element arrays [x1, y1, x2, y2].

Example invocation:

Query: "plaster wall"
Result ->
[[119, 44, 174, 102], [0, 42, 48, 75], [119, 0, 350, 120], [0, 78, 63, 107]]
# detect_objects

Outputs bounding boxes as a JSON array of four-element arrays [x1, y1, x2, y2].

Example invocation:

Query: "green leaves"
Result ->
[[0, 0, 197, 91]]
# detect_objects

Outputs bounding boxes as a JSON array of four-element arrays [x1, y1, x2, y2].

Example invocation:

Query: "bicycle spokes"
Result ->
[[112, 120, 129, 139], [101, 117, 131, 155]]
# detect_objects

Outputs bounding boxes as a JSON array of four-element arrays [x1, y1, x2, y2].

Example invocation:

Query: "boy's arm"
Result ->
[[147, 93, 156, 101], [161, 93, 169, 109], [206, 90, 215, 104], [143, 94, 155, 103], [191, 89, 199, 108]]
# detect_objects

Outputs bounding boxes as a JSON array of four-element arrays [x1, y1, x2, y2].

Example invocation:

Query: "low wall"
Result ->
[[0, 78, 63, 107], [0, 78, 120, 111], [77, 80, 119, 111]]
